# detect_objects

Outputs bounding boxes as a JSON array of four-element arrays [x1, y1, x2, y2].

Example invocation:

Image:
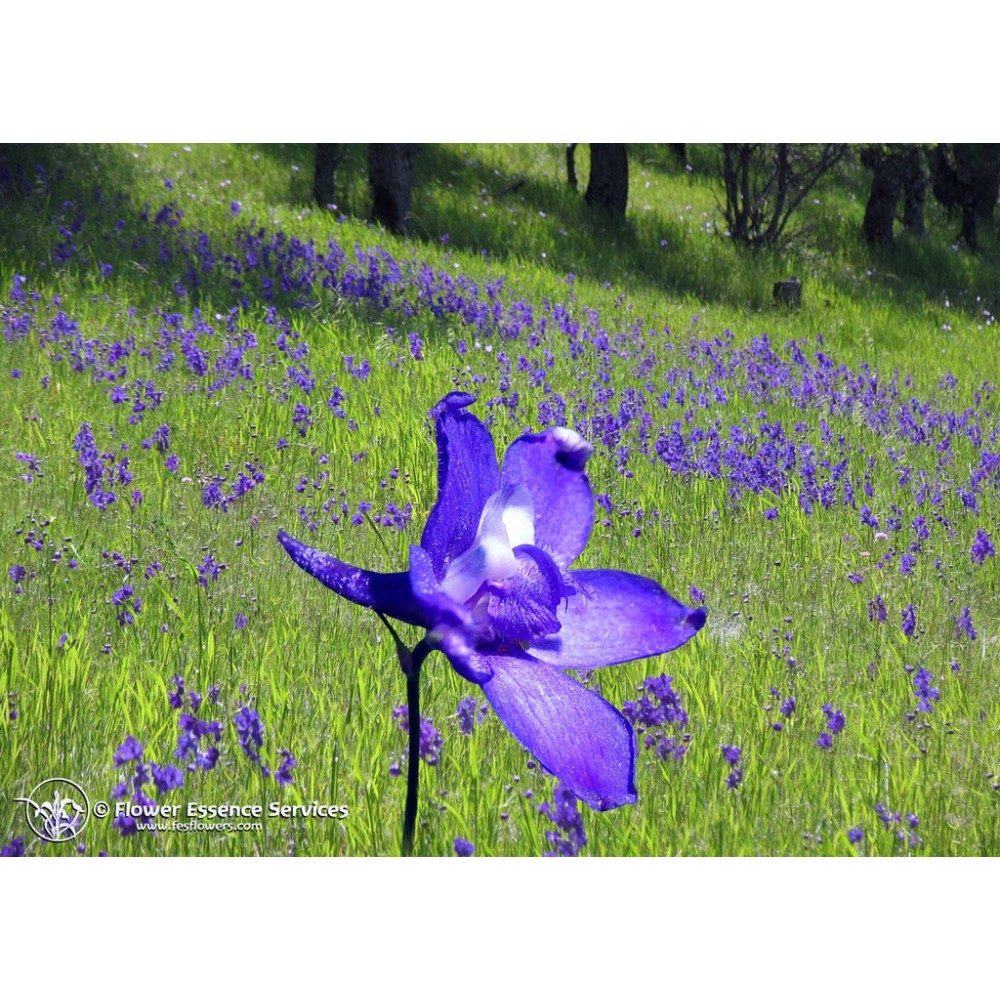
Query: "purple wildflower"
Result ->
[[392, 705, 444, 765], [971, 528, 994, 564], [233, 704, 264, 764], [197, 553, 225, 588], [453, 837, 475, 857], [622, 673, 691, 762], [1, 836, 26, 857], [278, 392, 706, 810], [151, 763, 184, 794], [274, 749, 297, 786], [868, 593, 887, 624], [408, 331, 424, 361], [954, 607, 977, 641], [538, 781, 587, 856], [113, 735, 144, 766], [874, 803, 921, 847], [822, 704, 846, 735], [911, 666, 940, 713], [168, 675, 185, 710], [901, 604, 917, 637], [456, 695, 488, 736], [721, 744, 742, 766], [847, 827, 864, 845]]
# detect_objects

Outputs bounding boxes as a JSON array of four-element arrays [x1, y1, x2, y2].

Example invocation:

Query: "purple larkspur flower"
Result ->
[[847, 826, 864, 845], [954, 607, 977, 641], [113, 735, 144, 766], [822, 704, 846, 735], [274, 748, 297, 786], [392, 705, 444, 765], [868, 594, 887, 624], [233, 704, 264, 763], [453, 837, 475, 856], [538, 782, 588, 856], [278, 392, 707, 809], [151, 763, 184, 794], [168, 675, 185, 709], [971, 528, 994, 565], [1, 836, 26, 857], [912, 666, 940, 713], [901, 604, 917, 637], [721, 744, 742, 766], [456, 694, 488, 736]]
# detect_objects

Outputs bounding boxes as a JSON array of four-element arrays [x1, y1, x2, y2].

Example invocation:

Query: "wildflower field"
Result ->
[[1, 143, 998, 857]]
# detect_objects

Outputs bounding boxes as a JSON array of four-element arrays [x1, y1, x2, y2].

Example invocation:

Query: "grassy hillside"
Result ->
[[1, 143, 997, 856]]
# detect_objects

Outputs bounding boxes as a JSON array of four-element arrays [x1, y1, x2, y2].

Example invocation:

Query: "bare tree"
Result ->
[[720, 144, 848, 248]]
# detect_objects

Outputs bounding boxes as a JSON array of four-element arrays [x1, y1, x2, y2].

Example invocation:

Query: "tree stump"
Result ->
[[773, 278, 802, 308]]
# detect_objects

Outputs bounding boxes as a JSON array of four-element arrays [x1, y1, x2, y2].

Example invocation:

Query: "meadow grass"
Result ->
[[0, 143, 997, 856]]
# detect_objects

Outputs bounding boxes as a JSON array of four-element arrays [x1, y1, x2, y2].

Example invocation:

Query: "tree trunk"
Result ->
[[929, 145, 959, 209], [930, 144, 1000, 249], [566, 144, 578, 189], [585, 143, 628, 216], [313, 143, 339, 209], [368, 143, 413, 235], [901, 147, 926, 235], [862, 148, 906, 247]]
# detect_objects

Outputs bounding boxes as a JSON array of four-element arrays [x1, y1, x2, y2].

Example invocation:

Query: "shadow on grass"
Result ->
[[2, 143, 998, 322]]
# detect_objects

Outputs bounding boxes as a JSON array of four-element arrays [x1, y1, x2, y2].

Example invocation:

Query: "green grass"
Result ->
[[0, 143, 997, 856]]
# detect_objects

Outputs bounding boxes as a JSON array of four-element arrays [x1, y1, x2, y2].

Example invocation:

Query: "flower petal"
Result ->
[[420, 392, 500, 579], [440, 484, 531, 604], [529, 569, 707, 669], [501, 427, 594, 568], [408, 545, 493, 684], [277, 529, 428, 627], [478, 648, 637, 810], [486, 544, 564, 642]]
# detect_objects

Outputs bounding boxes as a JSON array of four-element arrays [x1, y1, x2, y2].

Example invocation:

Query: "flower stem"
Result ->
[[401, 638, 432, 856], [376, 612, 433, 857]]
